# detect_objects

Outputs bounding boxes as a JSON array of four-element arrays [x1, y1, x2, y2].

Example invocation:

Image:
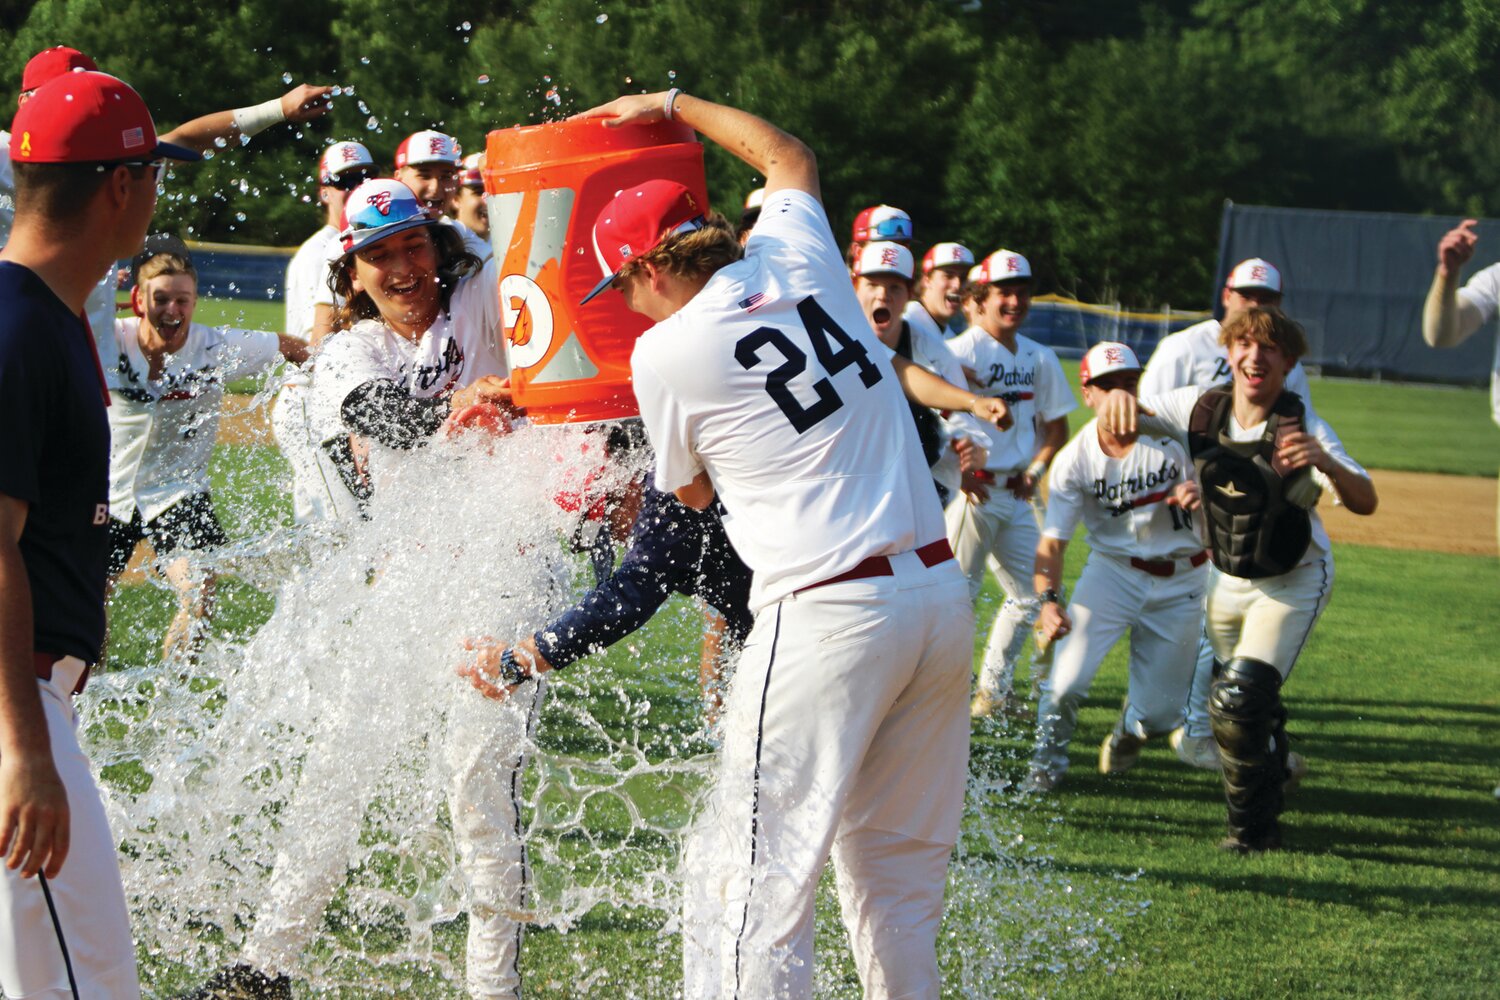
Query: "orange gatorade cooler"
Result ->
[[484, 119, 708, 423]]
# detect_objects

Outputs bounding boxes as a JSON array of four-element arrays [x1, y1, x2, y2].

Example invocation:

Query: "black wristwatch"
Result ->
[[1039, 587, 1062, 606], [498, 649, 532, 687]]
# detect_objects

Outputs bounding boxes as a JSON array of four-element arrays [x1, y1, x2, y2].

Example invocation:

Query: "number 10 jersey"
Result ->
[[632, 189, 944, 612]]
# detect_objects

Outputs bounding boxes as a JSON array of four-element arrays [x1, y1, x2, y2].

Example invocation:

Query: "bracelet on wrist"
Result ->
[[663, 88, 682, 120], [498, 649, 532, 687], [1025, 460, 1047, 481]]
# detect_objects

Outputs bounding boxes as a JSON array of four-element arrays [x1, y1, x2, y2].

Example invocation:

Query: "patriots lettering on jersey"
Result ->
[[1093, 456, 1182, 516], [984, 362, 1035, 390], [1211, 357, 1231, 381], [413, 336, 464, 392]]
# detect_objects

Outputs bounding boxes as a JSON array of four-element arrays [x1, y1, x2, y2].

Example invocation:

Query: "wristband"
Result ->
[[498, 648, 532, 687], [1025, 460, 1047, 481], [232, 97, 286, 138], [1039, 587, 1061, 606], [663, 88, 682, 121]]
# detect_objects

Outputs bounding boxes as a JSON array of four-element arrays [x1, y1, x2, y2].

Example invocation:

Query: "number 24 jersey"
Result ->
[[631, 189, 943, 612]]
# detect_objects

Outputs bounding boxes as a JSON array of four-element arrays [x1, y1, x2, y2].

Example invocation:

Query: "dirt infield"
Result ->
[[213, 400, 1497, 558], [1321, 469, 1496, 557]]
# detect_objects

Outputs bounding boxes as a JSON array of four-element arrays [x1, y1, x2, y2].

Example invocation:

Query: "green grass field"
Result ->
[[103, 304, 1500, 997]]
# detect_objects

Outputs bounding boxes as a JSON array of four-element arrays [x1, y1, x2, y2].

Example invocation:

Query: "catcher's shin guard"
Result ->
[[1209, 658, 1288, 850]]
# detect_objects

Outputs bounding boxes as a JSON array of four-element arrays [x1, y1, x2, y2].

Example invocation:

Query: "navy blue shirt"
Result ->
[[534, 473, 753, 670], [0, 263, 111, 663]]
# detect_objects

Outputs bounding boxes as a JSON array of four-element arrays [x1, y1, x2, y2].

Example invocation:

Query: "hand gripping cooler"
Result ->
[[483, 119, 710, 423]]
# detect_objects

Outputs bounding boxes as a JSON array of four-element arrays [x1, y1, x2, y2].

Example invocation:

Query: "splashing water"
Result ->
[[86, 403, 1146, 996]]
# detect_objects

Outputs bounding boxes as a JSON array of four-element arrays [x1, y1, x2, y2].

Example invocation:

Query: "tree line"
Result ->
[[5, 0, 1498, 307]]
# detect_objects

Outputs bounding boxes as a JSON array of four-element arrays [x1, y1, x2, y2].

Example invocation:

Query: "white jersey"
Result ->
[[632, 188, 944, 612], [900, 303, 995, 495], [1043, 421, 1203, 561], [945, 328, 1077, 472], [1141, 317, 1313, 402], [284, 224, 337, 339], [1141, 386, 1368, 560], [104, 318, 280, 522], [1454, 262, 1500, 426], [310, 257, 505, 470]]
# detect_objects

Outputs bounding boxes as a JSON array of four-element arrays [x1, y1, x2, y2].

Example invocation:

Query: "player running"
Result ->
[[468, 89, 1005, 998], [103, 243, 308, 659], [1, 69, 198, 1000], [1023, 343, 1207, 792], [1098, 307, 1376, 853], [1140, 257, 1313, 770], [946, 250, 1078, 720]]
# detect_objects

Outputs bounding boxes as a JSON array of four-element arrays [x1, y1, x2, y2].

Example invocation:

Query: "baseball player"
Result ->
[[853, 240, 994, 505], [0, 46, 333, 345], [461, 422, 754, 722], [455, 151, 491, 244], [272, 140, 377, 526], [1422, 218, 1500, 545], [103, 244, 308, 659], [392, 129, 492, 261], [947, 249, 1078, 720], [1022, 343, 1207, 792], [906, 241, 976, 340], [1, 70, 198, 1000], [1098, 307, 1377, 852], [1140, 257, 1313, 770], [471, 89, 1006, 999], [191, 178, 519, 1000]]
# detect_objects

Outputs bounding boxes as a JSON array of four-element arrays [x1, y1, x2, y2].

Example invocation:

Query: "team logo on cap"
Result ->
[[1006, 256, 1023, 273], [340, 145, 363, 164], [879, 246, 902, 269], [369, 190, 393, 216], [1105, 346, 1124, 365]]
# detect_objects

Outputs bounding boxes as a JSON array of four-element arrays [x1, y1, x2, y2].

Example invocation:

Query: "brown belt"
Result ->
[[1129, 551, 1209, 578], [797, 539, 955, 594]]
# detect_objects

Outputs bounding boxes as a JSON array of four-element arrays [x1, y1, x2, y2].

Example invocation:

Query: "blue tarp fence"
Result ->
[[1216, 202, 1497, 385]]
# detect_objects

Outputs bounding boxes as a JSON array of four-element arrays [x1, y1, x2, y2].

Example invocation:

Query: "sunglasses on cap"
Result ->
[[326, 168, 378, 191], [866, 217, 912, 241]]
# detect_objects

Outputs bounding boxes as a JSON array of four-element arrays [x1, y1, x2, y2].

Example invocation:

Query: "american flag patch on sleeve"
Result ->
[[737, 292, 767, 312]]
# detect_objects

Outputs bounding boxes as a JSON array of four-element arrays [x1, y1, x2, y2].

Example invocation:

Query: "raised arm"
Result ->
[[572, 92, 819, 202], [161, 84, 334, 153], [1423, 219, 1487, 349], [891, 355, 1012, 430]]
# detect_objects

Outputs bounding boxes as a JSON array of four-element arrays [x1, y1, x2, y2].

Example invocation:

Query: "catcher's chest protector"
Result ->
[[1187, 386, 1313, 579]]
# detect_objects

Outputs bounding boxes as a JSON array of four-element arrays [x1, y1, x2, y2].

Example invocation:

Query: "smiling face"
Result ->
[[978, 280, 1032, 338], [394, 163, 459, 217], [854, 273, 912, 345], [138, 272, 197, 354], [348, 225, 441, 336], [1227, 327, 1291, 405], [920, 265, 966, 324]]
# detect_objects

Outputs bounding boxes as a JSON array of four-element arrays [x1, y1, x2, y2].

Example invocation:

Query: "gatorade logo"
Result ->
[[19, 131, 31, 158], [501, 273, 554, 370]]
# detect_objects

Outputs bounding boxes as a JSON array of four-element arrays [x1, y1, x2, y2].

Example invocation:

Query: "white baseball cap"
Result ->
[[319, 141, 376, 186], [922, 242, 975, 274], [974, 249, 1033, 284], [1226, 257, 1282, 293], [1079, 342, 1142, 385], [394, 129, 462, 168], [853, 241, 915, 280], [338, 178, 437, 254], [460, 151, 485, 188], [967, 264, 984, 285]]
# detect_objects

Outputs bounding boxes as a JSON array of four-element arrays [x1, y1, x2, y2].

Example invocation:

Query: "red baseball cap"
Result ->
[[851, 204, 912, 244], [9, 72, 199, 165], [20, 46, 97, 93], [581, 179, 707, 304]]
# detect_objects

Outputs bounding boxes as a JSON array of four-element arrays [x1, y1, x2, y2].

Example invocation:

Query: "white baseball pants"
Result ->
[[946, 488, 1040, 701], [244, 681, 542, 999], [682, 552, 973, 1000], [0, 658, 141, 999], [1206, 553, 1334, 679], [1032, 555, 1205, 776]]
